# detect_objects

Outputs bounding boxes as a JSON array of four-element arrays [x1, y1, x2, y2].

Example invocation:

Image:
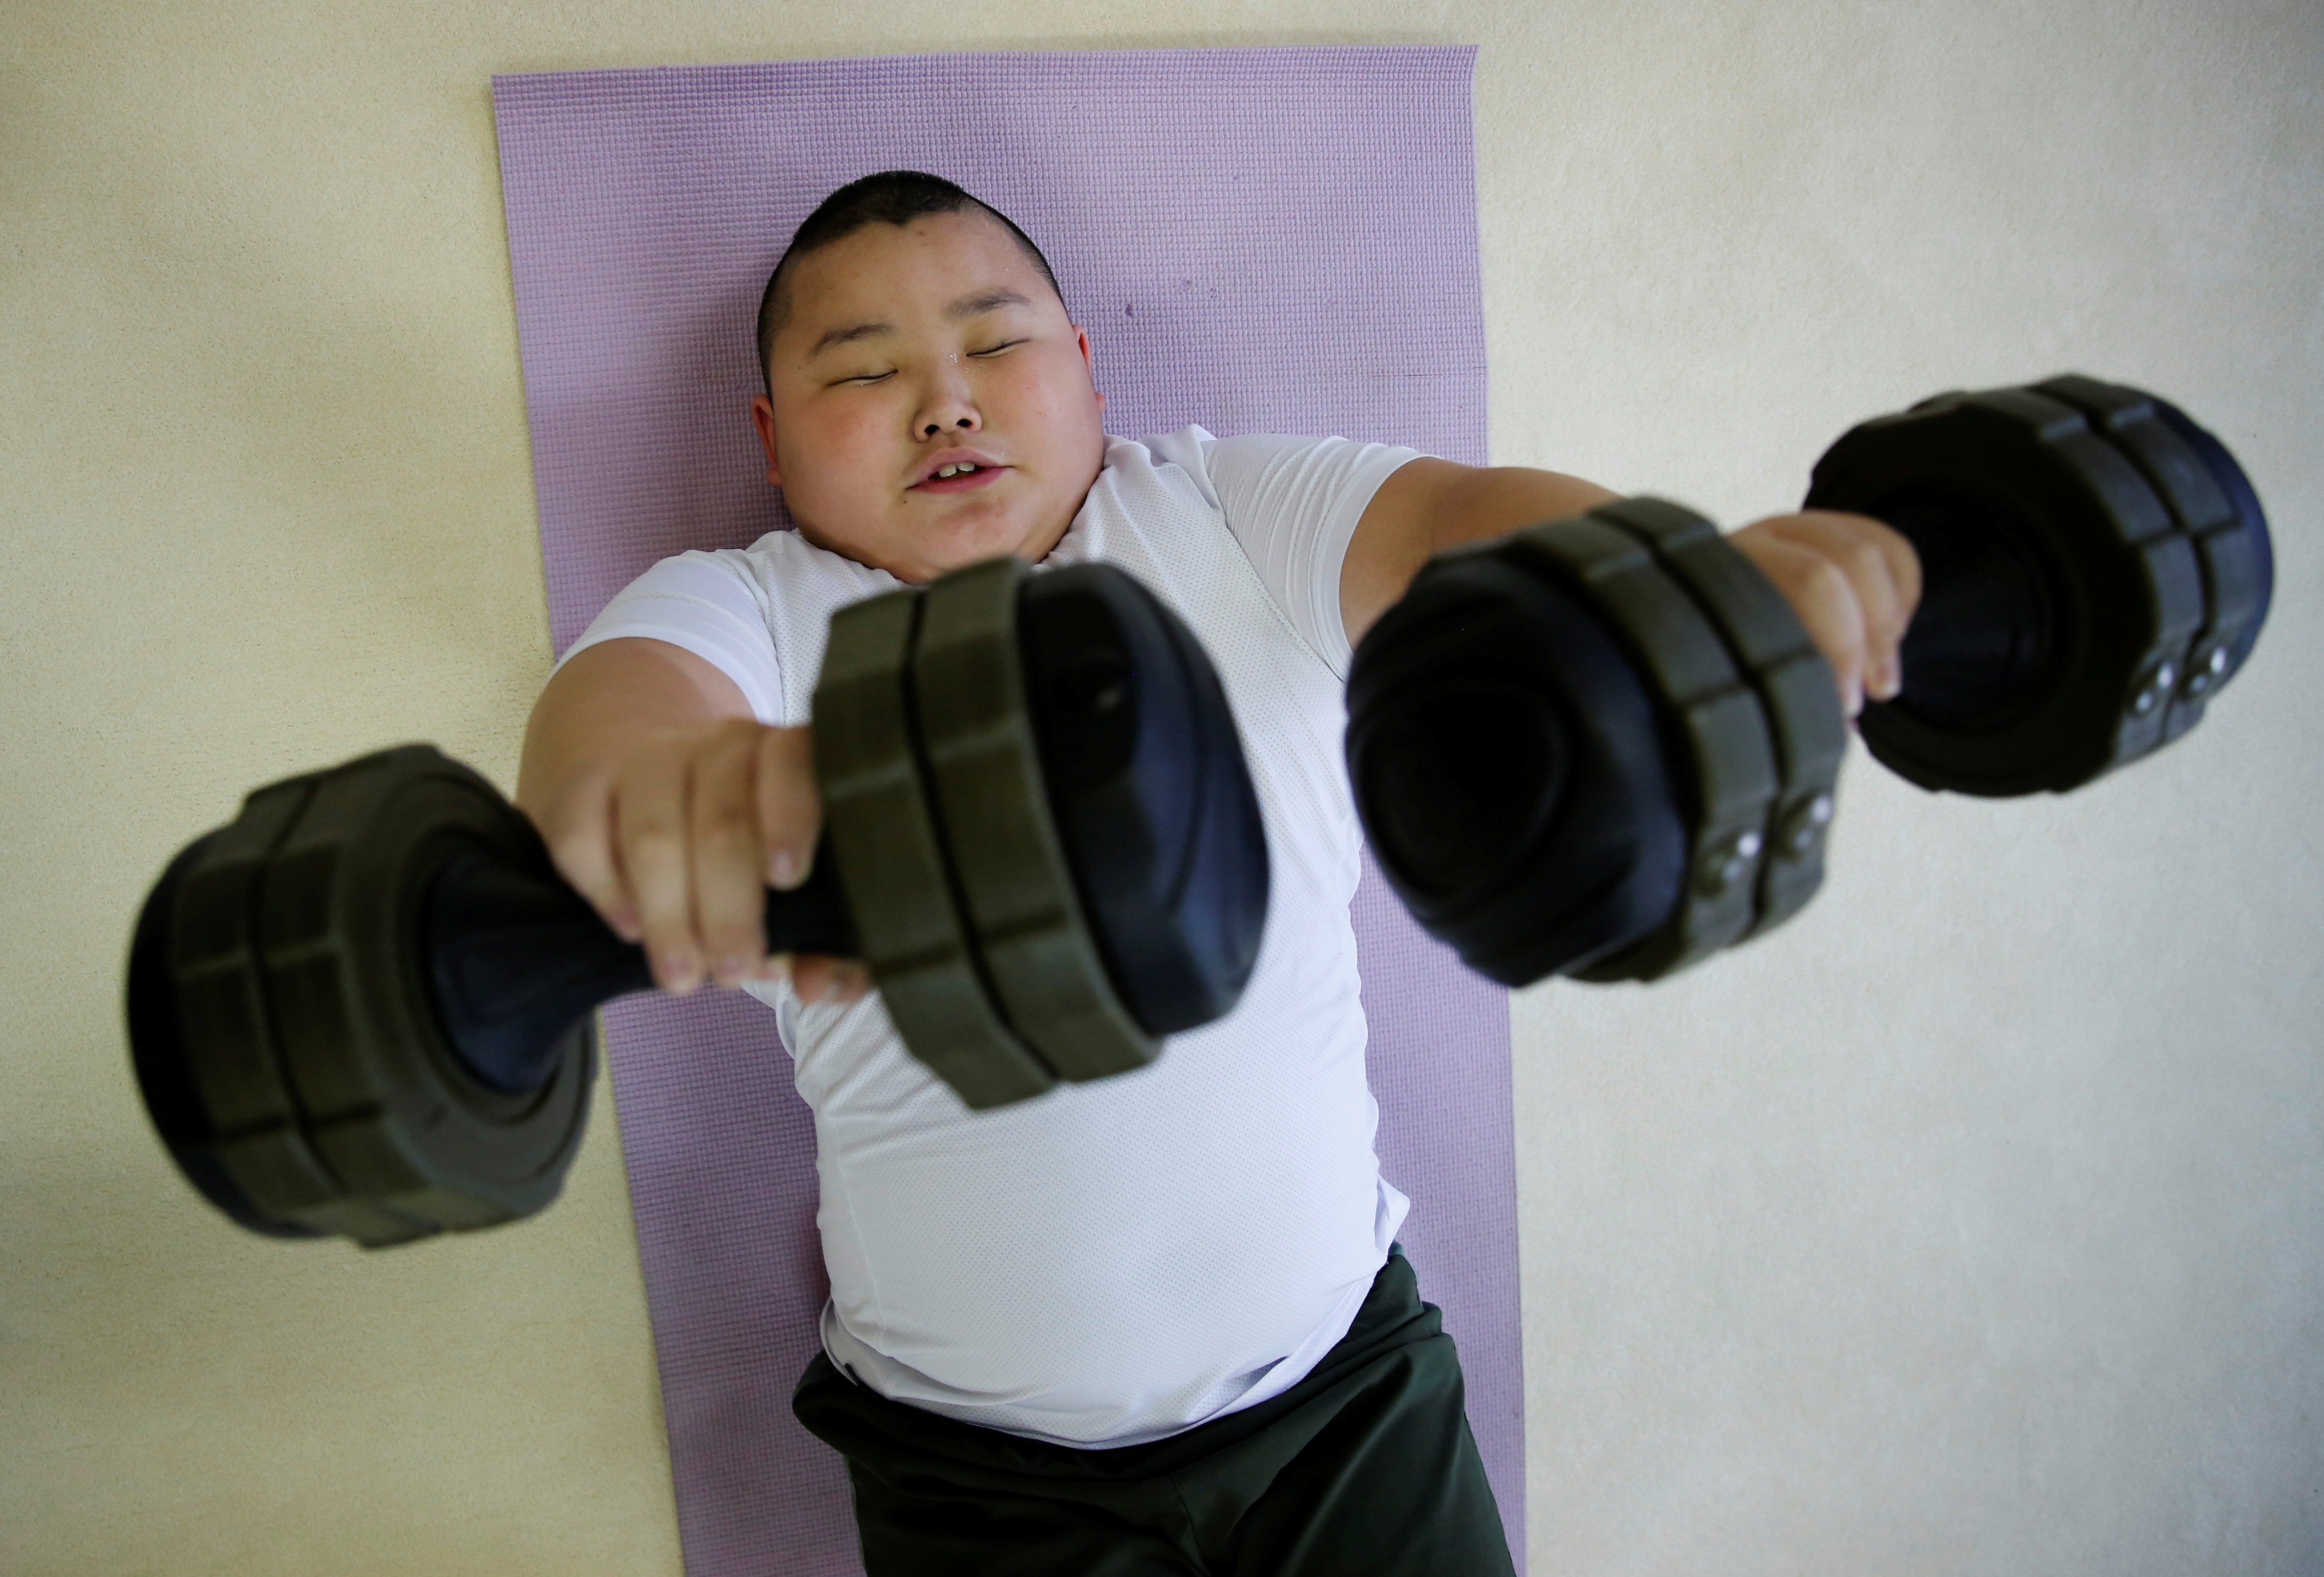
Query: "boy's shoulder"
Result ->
[[1086, 425, 1223, 511]]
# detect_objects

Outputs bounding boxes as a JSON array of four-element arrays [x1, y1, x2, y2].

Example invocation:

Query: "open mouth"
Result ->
[[911, 458, 1006, 494]]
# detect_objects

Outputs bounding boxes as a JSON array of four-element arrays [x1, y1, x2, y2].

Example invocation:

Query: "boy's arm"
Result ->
[[1341, 458, 1920, 718], [516, 638, 852, 999]]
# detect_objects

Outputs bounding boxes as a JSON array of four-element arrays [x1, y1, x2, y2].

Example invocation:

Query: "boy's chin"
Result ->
[[797, 511, 1030, 583], [904, 510, 1060, 579]]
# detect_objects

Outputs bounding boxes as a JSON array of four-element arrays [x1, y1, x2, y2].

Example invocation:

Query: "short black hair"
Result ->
[[755, 170, 1064, 392]]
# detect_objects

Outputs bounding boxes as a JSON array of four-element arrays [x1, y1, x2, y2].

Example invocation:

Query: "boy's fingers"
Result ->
[[1862, 512, 1922, 625], [535, 766, 640, 942], [756, 725, 822, 888], [691, 724, 772, 987], [790, 954, 872, 1006], [1869, 515, 1923, 698], [1732, 530, 1871, 716], [612, 747, 704, 993], [1782, 510, 1918, 698]]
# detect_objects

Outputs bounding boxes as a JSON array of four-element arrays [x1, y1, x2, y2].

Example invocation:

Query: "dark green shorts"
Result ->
[[792, 1247, 1516, 1576]]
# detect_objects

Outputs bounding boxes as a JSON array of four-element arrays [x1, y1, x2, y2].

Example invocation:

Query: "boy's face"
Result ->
[[751, 210, 1106, 584]]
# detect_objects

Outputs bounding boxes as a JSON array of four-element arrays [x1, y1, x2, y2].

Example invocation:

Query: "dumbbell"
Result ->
[[1346, 375, 2272, 987], [126, 558, 1270, 1247]]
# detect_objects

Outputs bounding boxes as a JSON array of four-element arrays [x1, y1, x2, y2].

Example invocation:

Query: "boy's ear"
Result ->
[[750, 394, 784, 487], [1075, 326, 1105, 417]]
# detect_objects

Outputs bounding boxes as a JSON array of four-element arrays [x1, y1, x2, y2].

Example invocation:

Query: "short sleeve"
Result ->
[[1197, 433, 1428, 677], [552, 550, 783, 723]]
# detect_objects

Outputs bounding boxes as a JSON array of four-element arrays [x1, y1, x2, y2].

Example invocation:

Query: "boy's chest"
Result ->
[[755, 469, 1361, 860], [1056, 478, 1361, 873]]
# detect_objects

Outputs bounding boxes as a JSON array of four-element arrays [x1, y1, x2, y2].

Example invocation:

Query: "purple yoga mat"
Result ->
[[492, 48, 1519, 1575]]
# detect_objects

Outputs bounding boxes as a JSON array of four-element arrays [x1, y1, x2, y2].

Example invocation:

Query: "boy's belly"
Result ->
[[764, 893, 1401, 1449]]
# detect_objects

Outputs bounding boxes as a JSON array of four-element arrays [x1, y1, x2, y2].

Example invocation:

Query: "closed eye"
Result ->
[[970, 340, 1026, 358], [837, 370, 895, 386]]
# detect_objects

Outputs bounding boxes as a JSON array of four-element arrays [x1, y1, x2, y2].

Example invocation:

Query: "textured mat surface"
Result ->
[[492, 47, 1517, 1576]]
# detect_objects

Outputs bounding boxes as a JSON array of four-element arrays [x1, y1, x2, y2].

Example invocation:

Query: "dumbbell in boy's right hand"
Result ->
[[123, 558, 1276, 1245]]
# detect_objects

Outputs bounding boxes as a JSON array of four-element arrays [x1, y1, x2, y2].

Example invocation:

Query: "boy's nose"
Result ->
[[915, 367, 981, 437]]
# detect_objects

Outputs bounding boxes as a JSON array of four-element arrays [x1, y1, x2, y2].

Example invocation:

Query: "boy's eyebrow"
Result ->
[[805, 289, 1034, 360], [808, 319, 895, 358], [947, 288, 1032, 319]]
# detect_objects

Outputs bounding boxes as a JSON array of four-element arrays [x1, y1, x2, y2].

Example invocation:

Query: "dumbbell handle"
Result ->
[[423, 830, 860, 1094]]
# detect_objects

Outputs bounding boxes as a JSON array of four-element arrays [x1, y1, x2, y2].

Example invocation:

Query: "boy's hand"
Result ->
[[529, 718, 867, 1001], [1728, 510, 1922, 718]]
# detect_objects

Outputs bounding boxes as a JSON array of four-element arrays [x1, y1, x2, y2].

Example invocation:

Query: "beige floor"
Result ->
[[4, 2, 2318, 1573]]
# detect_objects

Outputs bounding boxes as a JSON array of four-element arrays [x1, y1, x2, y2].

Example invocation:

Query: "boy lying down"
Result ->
[[516, 172, 1917, 1575]]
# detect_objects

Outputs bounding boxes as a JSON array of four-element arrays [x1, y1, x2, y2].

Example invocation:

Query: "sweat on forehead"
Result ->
[[756, 171, 1063, 389]]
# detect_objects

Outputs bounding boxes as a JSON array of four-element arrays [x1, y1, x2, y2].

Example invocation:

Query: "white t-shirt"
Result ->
[[560, 428, 1425, 1447]]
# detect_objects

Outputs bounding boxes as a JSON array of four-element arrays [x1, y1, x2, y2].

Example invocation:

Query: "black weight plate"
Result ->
[[1588, 498, 1848, 943], [912, 558, 1157, 1084], [813, 585, 1057, 1109], [2149, 395, 2272, 688], [126, 830, 322, 1238], [256, 746, 594, 1246], [159, 772, 422, 1242], [1019, 562, 1269, 1037], [1347, 539, 1689, 986], [1811, 386, 2196, 795], [1511, 516, 1782, 981], [2031, 377, 2272, 718], [2030, 376, 2242, 748]]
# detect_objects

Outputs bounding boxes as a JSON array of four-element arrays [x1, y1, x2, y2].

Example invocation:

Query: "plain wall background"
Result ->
[[3, 2, 2316, 1573]]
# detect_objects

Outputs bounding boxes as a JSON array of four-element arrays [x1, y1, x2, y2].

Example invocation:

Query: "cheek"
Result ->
[[785, 400, 894, 506], [993, 353, 1096, 435]]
